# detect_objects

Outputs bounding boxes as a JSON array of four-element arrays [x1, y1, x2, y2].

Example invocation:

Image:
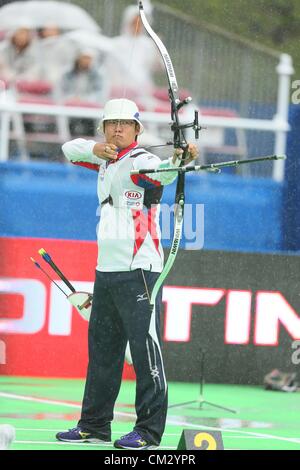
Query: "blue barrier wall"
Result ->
[[0, 161, 283, 252], [282, 105, 300, 251]]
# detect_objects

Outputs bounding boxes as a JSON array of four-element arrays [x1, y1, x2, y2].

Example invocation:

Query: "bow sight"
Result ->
[[170, 106, 203, 141]]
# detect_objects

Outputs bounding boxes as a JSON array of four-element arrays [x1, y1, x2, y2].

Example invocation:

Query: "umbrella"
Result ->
[[0, 1, 100, 32]]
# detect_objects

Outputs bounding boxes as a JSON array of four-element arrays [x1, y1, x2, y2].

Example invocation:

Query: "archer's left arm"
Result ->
[[130, 144, 199, 188]]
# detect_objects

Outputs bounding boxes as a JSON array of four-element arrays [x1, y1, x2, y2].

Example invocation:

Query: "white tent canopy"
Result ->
[[0, 1, 100, 32], [63, 30, 112, 54]]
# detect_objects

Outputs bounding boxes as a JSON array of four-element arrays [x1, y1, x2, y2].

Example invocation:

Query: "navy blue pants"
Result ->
[[78, 269, 167, 445]]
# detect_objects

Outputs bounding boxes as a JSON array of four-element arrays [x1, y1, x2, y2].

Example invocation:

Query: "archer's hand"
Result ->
[[172, 144, 199, 166], [93, 143, 118, 161]]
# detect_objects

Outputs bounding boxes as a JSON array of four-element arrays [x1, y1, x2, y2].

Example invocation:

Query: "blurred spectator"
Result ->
[[0, 25, 40, 84], [58, 48, 108, 103], [105, 2, 163, 107], [37, 25, 61, 39], [37, 24, 76, 85], [57, 48, 109, 136]]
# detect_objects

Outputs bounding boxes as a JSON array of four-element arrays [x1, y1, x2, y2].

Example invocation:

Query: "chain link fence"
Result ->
[[60, 0, 284, 178], [65, 1, 281, 116], [0, 0, 288, 178]]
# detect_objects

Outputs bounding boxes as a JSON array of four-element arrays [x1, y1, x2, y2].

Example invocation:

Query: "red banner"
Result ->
[[0, 237, 135, 379]]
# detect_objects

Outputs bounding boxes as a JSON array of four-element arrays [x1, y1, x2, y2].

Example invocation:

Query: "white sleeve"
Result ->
[[62, 138, 101, 165], [133, 152, 181, 185]]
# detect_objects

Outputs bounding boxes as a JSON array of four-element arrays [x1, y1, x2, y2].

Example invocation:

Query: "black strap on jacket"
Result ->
[[101, 149, 164, 209], [101, 195, 113, 207], [101, 187, 163, 210]]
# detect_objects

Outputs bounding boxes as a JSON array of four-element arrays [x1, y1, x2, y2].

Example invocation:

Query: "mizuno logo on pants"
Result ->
[[150, 365, 160, 380], [136, 293, 148, 302]]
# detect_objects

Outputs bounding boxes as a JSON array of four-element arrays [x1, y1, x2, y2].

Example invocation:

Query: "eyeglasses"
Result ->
[[105, 120, 136, 127]]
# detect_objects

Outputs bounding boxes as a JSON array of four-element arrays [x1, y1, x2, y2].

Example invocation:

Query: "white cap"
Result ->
[[100, 98, 144, 134]]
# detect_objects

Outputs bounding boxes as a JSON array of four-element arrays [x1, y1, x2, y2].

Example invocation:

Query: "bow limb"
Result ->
[[139, 1, 188, 152], [139, 3, 180, 103], [139, 1, 186, 305]]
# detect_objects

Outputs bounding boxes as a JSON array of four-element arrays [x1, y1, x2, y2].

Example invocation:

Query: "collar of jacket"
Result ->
[[117, 141, 138, 160]]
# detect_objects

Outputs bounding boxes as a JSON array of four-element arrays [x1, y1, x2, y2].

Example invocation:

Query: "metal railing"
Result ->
[[0, 1, 294, 181], [65, 1, 288, 116], [0, 81, 291, 181]]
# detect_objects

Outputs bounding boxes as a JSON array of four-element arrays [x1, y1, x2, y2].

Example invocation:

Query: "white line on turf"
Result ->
[[166, 417, 300, 445], [0, 392, 135, 418], [15, 440, 113, 447], [14, 440, 177, 450], [15, 428, 182, 437], [2, 392, 300, 446], [14, 429, 300, 442]]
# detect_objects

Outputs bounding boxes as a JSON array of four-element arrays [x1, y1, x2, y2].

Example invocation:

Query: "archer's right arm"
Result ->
[[62, 138, 102, 171], [62, 139, 118, 170]]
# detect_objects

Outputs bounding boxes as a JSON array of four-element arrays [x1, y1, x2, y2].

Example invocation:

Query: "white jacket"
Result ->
[[62, 139, 180, 272]]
